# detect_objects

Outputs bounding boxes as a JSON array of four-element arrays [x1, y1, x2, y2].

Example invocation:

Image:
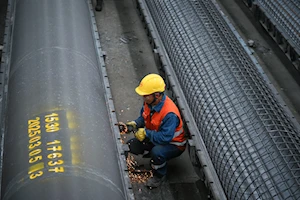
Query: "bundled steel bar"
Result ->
[[143, 0, 300, 199]]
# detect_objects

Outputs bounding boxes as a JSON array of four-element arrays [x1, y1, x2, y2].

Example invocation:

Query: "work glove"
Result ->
[[135, 128, 146, 142], [126, 121, 137, 129], [126, 121, 137, 133]]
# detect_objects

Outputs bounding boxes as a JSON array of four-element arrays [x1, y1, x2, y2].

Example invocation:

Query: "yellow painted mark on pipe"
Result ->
[[28, 162, 45, 174]]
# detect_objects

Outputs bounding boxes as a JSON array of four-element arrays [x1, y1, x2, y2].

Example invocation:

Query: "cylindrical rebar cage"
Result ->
[[144, 0, 300, 199], [255, 0, 300, 53]]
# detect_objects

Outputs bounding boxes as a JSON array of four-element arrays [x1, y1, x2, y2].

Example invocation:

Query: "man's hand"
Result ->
[[126, 121, 137, 129], [135, 128, 146, 141]]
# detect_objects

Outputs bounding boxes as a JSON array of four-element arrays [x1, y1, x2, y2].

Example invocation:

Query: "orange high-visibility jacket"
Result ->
[[142, 96, 186, 146]]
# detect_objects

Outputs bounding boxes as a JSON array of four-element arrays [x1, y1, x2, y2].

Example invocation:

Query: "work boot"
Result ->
[[145, 175, 166, 188], [95, 0, 102, 11]]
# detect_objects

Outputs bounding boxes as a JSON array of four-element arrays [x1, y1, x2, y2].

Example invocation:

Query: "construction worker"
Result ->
[[95, 0, 103, 11], [126, 73, 186, 188]]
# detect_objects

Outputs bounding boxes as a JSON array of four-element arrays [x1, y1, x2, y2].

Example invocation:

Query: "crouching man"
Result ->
[[126, 74, 186, 188]]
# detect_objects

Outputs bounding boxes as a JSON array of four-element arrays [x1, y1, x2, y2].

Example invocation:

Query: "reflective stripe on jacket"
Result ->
[[142, 96, 186, 146]]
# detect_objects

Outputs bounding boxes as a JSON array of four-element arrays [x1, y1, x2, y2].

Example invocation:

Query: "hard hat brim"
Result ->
[[135, 87, 151, 96]]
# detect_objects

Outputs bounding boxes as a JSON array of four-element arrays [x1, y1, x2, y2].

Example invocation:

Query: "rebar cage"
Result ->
[[144, 0, 300, 199]]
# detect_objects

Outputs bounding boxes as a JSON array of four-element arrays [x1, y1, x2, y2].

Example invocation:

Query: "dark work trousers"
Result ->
[[127, 138, 184, 177]]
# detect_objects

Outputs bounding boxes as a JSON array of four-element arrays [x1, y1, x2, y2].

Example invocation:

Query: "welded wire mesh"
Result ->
[[256, 0, 300, 52], [144, 0, 300, 199]]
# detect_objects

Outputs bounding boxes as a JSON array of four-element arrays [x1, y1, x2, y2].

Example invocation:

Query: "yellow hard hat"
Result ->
[[135, 74, 166, 96]]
